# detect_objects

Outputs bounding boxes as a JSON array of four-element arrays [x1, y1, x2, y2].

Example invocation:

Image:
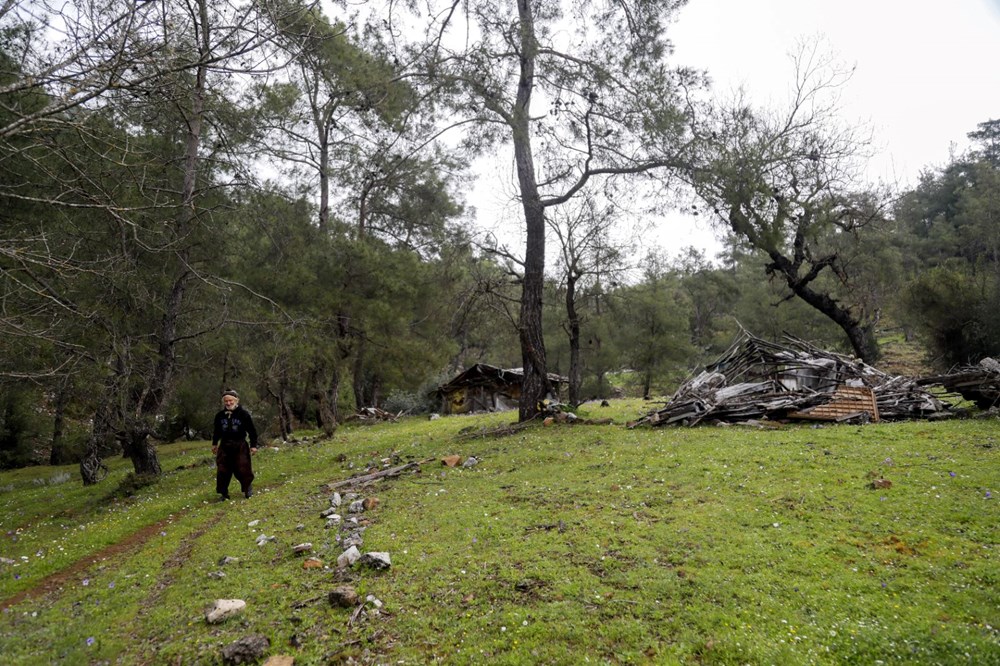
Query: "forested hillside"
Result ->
[[1, 0, 999, 482]]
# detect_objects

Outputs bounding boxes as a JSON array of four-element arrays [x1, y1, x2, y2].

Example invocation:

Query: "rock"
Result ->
[[337, 545, 361, 569], [302, 558, 323, 570], [365, 595, 383, 609], [324, 515, 342, 529], [206, 599, 246, 624], [247, 520, 260, 528], [292, 543, 312, 554], [218, 556, 240, 566], [462, 456, 479, 468], [221, 633, 270, 665], [320, 507, 338, 518], [441, 455, 462, 467], [429, 413, 440, 420], [207, 571, 226, 579], [348, 500, 365, 514], [330, 492, 342, 507], [362, 497, 380, 511], [256, 534, 275, 546], [871, 478, 893, 490], [358, 551, 391, 570], [329, 585, 359, 607], [263, 657, 295, 666], [295, 524, 305, 531]]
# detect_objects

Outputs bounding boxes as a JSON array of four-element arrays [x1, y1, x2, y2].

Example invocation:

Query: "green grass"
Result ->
[[0, 401, 997, 664]]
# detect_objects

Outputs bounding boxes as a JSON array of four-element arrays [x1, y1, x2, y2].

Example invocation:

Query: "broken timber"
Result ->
[[323, 458, 435, 491], [635, 331, 953, 428]]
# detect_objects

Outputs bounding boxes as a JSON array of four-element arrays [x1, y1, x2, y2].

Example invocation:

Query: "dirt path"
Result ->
[[0, 509, 201, 611]]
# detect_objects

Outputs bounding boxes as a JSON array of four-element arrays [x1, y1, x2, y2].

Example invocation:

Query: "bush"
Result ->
[[0, 388, 48, 469]]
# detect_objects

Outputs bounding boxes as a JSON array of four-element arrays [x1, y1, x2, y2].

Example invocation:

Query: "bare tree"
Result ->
[[547, 196, 630, 406], [690, 43, 890, 363]]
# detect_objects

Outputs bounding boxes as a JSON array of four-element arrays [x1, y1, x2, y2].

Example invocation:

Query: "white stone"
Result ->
[[348, 500, 365, 513], [358, 551, 391, 570], [292, 543, 312, 554], [324, 515, 342, 528], [247, 520, 260, 528], [336, 545, 361, 569], [206, 599, 246, 623], [330, 492, 342, 507]]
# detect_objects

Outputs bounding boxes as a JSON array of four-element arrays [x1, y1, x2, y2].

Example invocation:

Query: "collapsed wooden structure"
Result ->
[[917, 357, 1000, 409], [434, 364, 568, 415], [635, 332, 954, 427]]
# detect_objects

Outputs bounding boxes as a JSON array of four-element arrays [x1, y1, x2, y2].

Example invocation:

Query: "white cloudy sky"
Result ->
[[467, 1, 1000, 257], [659, 0, 1000, 253]]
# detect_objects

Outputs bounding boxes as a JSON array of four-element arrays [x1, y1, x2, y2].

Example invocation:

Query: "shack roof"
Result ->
[[436, 363, 568, 395]]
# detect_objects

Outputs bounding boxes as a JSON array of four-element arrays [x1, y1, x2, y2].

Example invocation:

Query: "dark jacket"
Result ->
[[212, 405, 259, 447]]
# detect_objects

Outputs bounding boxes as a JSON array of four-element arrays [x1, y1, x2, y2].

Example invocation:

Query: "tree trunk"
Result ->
[[352, 336, 367, 409], [513, 0, 549, 421], [777, 263, 881, 363], [49, 378, 69, 466], [122, 421, 162, 477], [566, 274, 582, 406]]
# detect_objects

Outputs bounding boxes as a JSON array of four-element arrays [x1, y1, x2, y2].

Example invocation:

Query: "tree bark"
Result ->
[[513, 0, 550, 421], [566, 274, 582, 406]]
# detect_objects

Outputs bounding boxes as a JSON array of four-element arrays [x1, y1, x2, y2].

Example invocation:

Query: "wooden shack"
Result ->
[[435, 364, 567, 415]]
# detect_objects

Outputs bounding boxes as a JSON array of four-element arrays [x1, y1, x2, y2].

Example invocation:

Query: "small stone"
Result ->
[[207, 571, 226, 579], [221, 633, 270, 665], [218, 556, 240, 566], [320, 507, 338, 518], [206, 599, 246, 624], [292, 543, 312, 554], [295, 524, 305, 531], [337, 545, 361, 568], [325, 515, 342, 528], [329, 585, 359, 607], [365, 594, 383, 609], [263, 656, 295, 666], [348, 500, 365, 514], [302, 558, 323, 570], [358, 552, 391, 570], [462, 457, 479, 468], [247, 520, 260, 528], [330, 492, 342, 507], [429, 413, 440, 420], [441, 455, 462, 467]]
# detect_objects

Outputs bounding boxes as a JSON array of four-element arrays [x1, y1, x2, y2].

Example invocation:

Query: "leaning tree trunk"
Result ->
[[778, 268, 881, 364]]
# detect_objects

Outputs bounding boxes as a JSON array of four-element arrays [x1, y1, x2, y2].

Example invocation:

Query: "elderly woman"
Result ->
[[211, 390, 259, 500]]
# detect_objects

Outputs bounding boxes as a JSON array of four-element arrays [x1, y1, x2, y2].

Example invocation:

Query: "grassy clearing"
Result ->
[[0, 400, 997, 664]]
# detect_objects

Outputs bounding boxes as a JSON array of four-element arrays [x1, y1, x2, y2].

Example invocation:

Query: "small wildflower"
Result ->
[[87, 637, 95, 646], [108, 582, 115, 589], [949, 472, 956, 478], [987, 491, 993, 499], [82, 579, 89, 586]]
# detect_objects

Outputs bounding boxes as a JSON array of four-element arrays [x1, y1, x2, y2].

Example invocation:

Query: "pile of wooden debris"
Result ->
[[917, 357, 1000, 409], [634, 332, 956, 427]]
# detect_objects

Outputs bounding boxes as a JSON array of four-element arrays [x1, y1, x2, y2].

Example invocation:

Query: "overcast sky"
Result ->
[[469, 1, 1000, 258], [660, 0, 1000, 254]]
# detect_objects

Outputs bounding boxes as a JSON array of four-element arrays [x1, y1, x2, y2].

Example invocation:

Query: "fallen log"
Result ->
[[323, 458, 436, 491]]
